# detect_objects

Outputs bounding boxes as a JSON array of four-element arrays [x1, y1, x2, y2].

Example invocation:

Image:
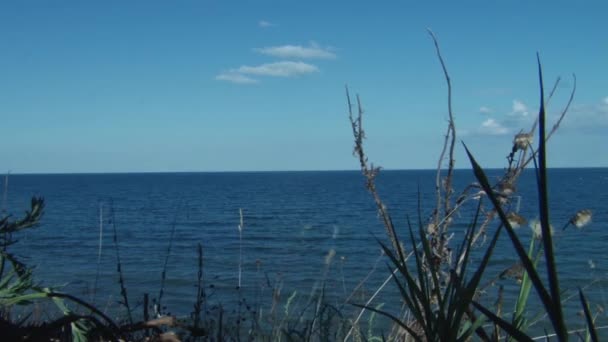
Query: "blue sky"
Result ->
[[1, 1, 606, 173]]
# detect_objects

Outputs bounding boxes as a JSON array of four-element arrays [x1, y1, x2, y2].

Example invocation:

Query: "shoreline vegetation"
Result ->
[[1, 33, 604, 341]]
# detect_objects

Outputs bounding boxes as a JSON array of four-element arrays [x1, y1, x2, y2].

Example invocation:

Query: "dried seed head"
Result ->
[[513, 133, 533, 151], [498, 182, 516, 196], [324, 249, 336, 265], [529, 219, 554, 240], [499, 262, 524, 282], [427, 222, 437, 235], [570, 209, 592, 229], [506, 212, 527, 229]]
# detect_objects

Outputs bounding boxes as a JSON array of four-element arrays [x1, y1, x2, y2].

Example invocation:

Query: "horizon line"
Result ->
[[5, 166, 606, 176]]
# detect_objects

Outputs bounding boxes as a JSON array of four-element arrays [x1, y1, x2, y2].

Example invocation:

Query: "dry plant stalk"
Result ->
[[346, 88, 401, 255], [425, 29, 577, 275]]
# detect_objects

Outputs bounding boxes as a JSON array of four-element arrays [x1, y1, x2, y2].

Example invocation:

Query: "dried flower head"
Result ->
[[513, 133, 533, 151], [570, 209, 592, 229], [238, 208, 244, 232], [427, 222, 437, 235], [499, 262, 524, 282], [506, 212, 527, 229], [324, 249, 336, 265], [498, 182, 516, 197], [529, 219, 554, 240]]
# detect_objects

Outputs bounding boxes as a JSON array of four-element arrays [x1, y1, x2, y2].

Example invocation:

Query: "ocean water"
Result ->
[[4, 169, 608, 333]]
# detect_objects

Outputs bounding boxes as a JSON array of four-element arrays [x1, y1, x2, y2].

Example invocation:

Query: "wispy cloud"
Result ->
[[258, 20, 276, 28], [479, 118, 509, 135], [479, 106, 493, 115], [215, 61, 319, 84], [215, 72, 258, 84], [561, 97, 608, 132], [236, 61, 319, 77], [255, 42, 336, 59], [473, 87, 511, 96], [510, 99, 529, 117]]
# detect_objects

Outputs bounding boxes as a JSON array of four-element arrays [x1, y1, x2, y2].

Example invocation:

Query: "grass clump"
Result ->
[[347, 32, 602, 341]]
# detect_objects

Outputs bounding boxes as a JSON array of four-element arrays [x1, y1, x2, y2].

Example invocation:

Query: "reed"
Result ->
[[190, 243, 205, 337], [91, 201, 103, 304], [157, 204, 180, 318], [109, 200, 133, 326], [238, 208, 244, 289]]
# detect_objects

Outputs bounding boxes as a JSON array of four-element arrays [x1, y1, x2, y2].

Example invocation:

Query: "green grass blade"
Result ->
[[351, 303, 423, 342], [457, 313, 489, 342], [535, 54, 567, 340], [416, 221, 441, 312], [376, 239, 425, 325], [448, 201, 483, 320], [457, 201, 483, 281], [408, 223, 436, 333], [512, 238, 537, 335], [383, 262, 424, 326], [579, 288, 599, 342], [472, 301, 534, 342], [463, 144, 559, 333], [452, 222, 502, 336]]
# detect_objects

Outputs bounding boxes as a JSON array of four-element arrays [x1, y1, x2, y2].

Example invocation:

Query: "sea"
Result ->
[[3, 168, 608, 336]]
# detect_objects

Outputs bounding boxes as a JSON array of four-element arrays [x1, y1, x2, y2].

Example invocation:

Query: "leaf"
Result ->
[[579, 289, 599, 342], [351, 303, 423, 342], [463, 143, 560, 333], [535, 54, 567, 339], [472, 301, 534, 342]]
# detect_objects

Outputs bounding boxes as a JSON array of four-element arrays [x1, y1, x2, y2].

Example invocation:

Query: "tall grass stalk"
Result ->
[[1, 171, 8, 216], [109, 200, 133, 325], [510, 238, 537, 337], [191, 243, 205, 337], [157, 206, 179, 317], [92, 202, 103, 303], [238, 208, 244, 288]]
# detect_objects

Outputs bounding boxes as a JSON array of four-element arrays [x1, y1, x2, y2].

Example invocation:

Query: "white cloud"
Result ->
[[255, 42, 336, 59], [602, 96, 608, 105], [479, 118, 509, 135], [215, 73, 258, 84], [479, 106, 493, 115], [561, 99, 608, 132], [235, 61, 319, 77], [456, 128, 470, 137], [258, 20, 276, 28], [510, 99, 529, 117]]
